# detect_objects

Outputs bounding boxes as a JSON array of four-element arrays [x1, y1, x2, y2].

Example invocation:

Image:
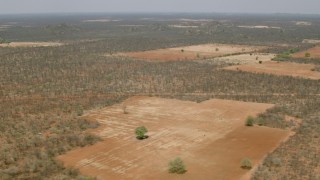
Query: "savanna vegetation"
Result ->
[[0, 13, 319, 179]]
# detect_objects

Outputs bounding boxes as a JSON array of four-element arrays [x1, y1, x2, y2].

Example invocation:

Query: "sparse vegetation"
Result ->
[[0, 13, 319, 179], [168, 157, 186, 174]]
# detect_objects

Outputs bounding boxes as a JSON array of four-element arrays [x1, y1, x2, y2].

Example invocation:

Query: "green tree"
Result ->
[[135, 126, 148, 139]]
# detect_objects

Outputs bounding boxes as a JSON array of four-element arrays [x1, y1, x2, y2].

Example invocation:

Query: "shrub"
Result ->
[[305, 52, 311, 57], [122, 105, 128, 114], [168, 157, 186, 174], [256, 117, 265, 126], [135, 126, 148, 139], [240, 158, 252, 169], [245, 116, 254, 126], [76, 176, 96, 180], [76, 107, 83, 116], [271, 157, 282, 167]]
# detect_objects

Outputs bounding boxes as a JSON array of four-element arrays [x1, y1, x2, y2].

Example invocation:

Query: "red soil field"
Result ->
[[292, 46, 320, 58], [117, 44, 266, 61], [57, 96, 290, 180], [224, 61, 320, 80]]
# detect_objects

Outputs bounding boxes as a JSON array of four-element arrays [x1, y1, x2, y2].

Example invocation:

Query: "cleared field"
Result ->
[[57, 96, 290, 180], [292, 46, 320, 58], [83, 19, 120, 22], [224, 61, 320, 80], [295, 21, 312, 26], [118, 44, 266, 61], [238, 25, 281, 29], [302, 39, 320, 44], [214, 53, 276, 64], [0, 41, 63, 47], [169, 25, 199, 28]]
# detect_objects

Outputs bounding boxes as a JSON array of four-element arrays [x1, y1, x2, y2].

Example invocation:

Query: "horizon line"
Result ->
[[0, 11, 320, 16]]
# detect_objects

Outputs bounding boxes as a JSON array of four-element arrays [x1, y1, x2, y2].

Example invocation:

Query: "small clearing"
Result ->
[[118, 25, 145, 27], [83, 19, 120, 23], [214, 53, 276, 65], [302, 39, 320, 44], [169, 25, 199, 28], [57, 96, 290, 180], [178, 19, 213, 22], [224, 61, 320, 80], [292, 45, 320, 58], [238, 25, 281, 29], [0, 42, 63, 47], [295, 21, 312, 26], [117, 44, 266, 61]]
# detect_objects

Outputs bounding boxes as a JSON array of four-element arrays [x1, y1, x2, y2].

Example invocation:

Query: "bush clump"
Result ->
[[245, 116, 254, 126], [256, 117, 265, 126], [305, 52, 311, 57], [240, 157, 253, 169], [135, 126, 148, 139], [168, 157, 186, 174]]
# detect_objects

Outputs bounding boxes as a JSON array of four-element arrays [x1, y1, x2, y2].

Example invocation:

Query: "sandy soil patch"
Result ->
[[178, 19, 213, 22], [302, 39, 320, 44], [238, 25, 281, 29], [292, 46, 320, 58], [57, 96, 290, 180], [224, 61, 320, 80], [214, 53, 276, 65], [118, 25, 145, 27], [169, 25, 199, 28], [295, 21, 312, 26], [0, 25, 12, 28], [0, 25, 12, 31], [0, 42, 63, 47], [118, 44, 266, 61]]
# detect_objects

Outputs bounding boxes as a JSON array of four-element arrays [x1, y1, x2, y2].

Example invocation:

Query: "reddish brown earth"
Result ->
[[224, 61, 320, 80], [292, 46, 320, 58], [117, 44, 266, 61], [57, 96, 290, 180]]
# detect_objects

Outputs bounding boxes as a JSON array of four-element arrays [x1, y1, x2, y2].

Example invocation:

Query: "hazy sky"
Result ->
[[0, 0, 320, 14]]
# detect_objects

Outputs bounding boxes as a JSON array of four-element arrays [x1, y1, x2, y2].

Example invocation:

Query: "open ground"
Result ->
[[117, 44, 267, 61], [213, 53, 276, 65], [0, 41, 63, 47], [224, 61, 320, 80], [57, 96, 290, 180]]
